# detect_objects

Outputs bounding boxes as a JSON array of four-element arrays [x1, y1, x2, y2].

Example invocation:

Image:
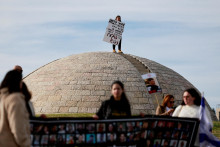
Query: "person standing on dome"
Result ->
[[93, 80, 131, 119], [113, 15, 123, 53]]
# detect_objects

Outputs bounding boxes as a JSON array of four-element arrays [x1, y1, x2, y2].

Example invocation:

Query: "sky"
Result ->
[[1, 0, 220, 110]]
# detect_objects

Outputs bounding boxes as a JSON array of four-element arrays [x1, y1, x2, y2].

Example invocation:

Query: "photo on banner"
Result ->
[[142, 73, 162, 94]]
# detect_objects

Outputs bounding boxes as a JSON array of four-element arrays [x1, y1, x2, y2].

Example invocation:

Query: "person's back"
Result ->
[[0, 89, 30, 147], [0, 70, 31, 147]]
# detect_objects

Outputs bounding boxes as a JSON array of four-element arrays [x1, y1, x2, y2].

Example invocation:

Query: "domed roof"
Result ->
[[24, 52, 216, 119]]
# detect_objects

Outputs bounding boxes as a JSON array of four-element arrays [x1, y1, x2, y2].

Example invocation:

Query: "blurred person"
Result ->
[[13, 65, 23, 73], [156, 94, 175, 116], [0, 70, 30, 147], [93, 80, 131, 119], [172, 88, 212, 147]]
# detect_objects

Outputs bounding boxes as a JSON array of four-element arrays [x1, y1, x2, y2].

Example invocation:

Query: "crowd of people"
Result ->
[[0, 65, 213, 146]]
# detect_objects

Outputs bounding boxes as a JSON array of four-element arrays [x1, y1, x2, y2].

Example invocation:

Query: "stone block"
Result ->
[[48, 96, 61, 101], [69, 107, 78, 113], [82, 96, 100, 102], [78, 107, 88, 113], [91, 90, 105, 96], [59, 107, 69, 112], [65, 101, 78, 106]]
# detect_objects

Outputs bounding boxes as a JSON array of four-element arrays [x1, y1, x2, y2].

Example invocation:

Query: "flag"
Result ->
[[199, 96, 220, 147]]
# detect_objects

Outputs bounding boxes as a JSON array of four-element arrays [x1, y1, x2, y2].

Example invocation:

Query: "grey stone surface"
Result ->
[[23, 52, 217, 120]]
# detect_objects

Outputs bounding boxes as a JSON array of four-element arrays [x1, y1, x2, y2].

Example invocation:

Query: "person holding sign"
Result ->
[[93, 80, 131, 119], [156, 94, 175, 116], [112, 15, 123, 53]]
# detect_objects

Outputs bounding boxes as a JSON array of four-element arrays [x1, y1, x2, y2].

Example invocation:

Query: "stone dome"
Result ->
[[24, 52, 216, 119]]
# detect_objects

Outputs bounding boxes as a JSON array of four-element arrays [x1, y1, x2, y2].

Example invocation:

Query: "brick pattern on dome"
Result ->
[[23, 52, 217, 120], [24, 52, 154, 115]]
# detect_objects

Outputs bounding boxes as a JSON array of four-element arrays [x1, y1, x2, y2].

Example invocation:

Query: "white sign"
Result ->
[[103, 19, 125, 45], [141, 73, 157, 79]]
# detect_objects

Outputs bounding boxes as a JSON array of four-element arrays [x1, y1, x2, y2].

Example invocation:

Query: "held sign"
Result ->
[[103, 19, 125, 45]]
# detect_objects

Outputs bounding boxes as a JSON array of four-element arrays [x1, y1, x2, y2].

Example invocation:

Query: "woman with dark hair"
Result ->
[[113, 15, 123, 53], [172, 88, 203, 118], [156, 94, 175, 116], [172, 88, 212, 146], [93, 80, 131, 119], [0, 70, 31, 147]]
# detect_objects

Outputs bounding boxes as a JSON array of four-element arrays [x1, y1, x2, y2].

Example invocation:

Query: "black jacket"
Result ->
[[96, 96, 131, 119]]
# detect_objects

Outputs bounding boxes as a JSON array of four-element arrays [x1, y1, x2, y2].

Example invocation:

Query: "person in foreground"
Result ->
[[93, 80, 131, 119], [172, 88, 212, 147], [156, 94, 175, 116], [0, 70, 31, 147]]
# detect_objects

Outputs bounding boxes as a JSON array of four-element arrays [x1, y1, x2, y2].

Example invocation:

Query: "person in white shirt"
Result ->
[[172, 88, 212, 147]]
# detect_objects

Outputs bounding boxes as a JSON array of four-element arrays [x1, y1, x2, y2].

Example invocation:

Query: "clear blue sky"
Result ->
[[1, 0, 220, 109]]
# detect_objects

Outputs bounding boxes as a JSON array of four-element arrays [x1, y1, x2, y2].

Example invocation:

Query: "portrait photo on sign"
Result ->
[[142, 73, 162, 94]]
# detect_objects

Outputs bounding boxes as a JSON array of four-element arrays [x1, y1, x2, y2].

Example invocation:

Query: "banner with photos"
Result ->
[[30, 116, 199, 147], [103, 19, 125, 45]]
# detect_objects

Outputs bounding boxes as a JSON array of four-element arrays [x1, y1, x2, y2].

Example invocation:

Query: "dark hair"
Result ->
[[110, 80, 130, 104], [162, 94, 174, 107], [116, 15, 121, 19], [0, 70, 22, 93], [181, 88, 201, 106], [147, 78, 154, 82], [22, 82, 32, 101]]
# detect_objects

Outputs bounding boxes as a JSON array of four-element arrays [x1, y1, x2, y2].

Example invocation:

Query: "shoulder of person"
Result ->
[[8, 92, 25, 101], [102, 99, 111, 105], [175, 105, 183, 110], [156, 105, 162, 109], [5, 92, 25, 106]]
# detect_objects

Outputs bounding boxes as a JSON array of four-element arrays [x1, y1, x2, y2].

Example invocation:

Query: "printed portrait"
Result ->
[[49, 134, 56, 145], [97, 123, 106, 133], [58, 124, 66, 134], [76, 123, 85, 134], [76, 134, 85, 144], [97, 133, 106, 143], [86, 123, 95, 133], [126, 122, 135, 132], [86, 134, 96, 144], [117, 122, 126, 132], [41, 135, 49, 145], [107, 133, 116, 143], [66, 134, 74, 144], [66, 123, 75, 133]]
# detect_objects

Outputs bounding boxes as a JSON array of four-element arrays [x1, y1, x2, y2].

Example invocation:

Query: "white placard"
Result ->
[[141, 73, 157, 79], [103, 19, 125, 45]]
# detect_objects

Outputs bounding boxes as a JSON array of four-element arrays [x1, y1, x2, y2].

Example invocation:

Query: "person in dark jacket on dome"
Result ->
[[112, 15, 123, 53], [93, 80, 131, 119]]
